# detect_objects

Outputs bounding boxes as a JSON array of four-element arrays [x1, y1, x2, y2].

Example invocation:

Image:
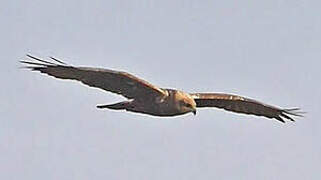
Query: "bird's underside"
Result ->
[[21, 55, 304, 123]]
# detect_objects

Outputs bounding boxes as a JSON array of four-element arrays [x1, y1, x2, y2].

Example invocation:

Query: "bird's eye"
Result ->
[[179, 101, 193, 108]]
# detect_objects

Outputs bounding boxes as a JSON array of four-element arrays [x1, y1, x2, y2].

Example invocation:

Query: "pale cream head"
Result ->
[[174, 91, 197, 115]]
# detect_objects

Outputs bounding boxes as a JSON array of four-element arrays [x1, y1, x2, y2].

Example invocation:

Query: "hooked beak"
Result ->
[[192, 110, 197, 115]]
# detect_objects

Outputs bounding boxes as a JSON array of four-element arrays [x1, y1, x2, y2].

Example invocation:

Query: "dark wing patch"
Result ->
[[190, 93, 304, 123], [21, 55, 167, 99]]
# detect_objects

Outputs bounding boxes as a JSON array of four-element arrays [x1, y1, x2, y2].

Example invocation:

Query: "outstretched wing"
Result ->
[[21, 55, 167, 99], [190, 93, 303, 123]]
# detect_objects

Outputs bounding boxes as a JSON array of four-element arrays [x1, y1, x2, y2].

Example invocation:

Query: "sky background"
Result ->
[[1, 0, 321, 179]]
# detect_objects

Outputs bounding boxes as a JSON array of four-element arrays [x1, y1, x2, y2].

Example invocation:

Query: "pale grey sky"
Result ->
[[1, 0, 321, 179]]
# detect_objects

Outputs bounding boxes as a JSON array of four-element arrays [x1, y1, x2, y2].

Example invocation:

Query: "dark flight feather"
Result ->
[[191, 93, 304, 123], [21, 55, 167, 99]]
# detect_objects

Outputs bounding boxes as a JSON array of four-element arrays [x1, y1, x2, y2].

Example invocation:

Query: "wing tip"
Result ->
[[21, 54, 69, 66], [275, 108, 305, 123], [49, 56, 68, 65]]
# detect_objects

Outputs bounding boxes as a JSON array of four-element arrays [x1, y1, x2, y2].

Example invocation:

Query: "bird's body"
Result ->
[[98, 89, 197, 117], [21, 55, 303, 123]]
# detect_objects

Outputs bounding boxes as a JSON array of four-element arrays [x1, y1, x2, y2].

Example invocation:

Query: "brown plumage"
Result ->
[[21, 55, 304, 123]]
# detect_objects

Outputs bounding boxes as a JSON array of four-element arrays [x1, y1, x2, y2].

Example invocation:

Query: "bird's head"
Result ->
[[175, 91, 197, 115]]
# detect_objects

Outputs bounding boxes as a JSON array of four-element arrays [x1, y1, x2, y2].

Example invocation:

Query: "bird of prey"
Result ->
[[20, 55, 303, 123]]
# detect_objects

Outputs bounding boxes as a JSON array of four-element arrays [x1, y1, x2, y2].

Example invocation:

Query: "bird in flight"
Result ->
[[21, 55, 303, 123]]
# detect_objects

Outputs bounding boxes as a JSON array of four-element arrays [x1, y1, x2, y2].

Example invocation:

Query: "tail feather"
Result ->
[[97, 101, 130, 110]]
